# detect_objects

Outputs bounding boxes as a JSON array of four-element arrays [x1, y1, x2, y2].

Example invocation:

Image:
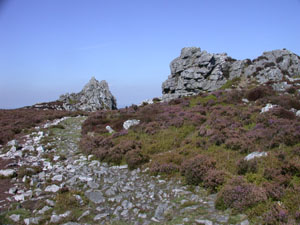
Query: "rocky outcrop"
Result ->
[[162, 47, 300, 101], [59, 77, 117, 111]]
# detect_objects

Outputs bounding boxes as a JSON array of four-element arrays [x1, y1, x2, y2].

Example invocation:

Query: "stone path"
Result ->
[[0, 116, 249, 225]]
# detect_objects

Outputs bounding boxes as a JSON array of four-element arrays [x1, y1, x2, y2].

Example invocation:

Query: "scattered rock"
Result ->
[[0, 169, 16, 177], [24, 217, 41, 225], [8, 186, 18, 194], [241, 220, 250, 225], [195, 219, 213, 225], [85, 190, 105, 204], [46, 199, 55, 207], [123, 119, 140, 130], [260, 103, 276, 113], [38, 206, 52, 214], [78, 210, 90, 221], [50, 211, 71, 223], [52, 174, 63, 182], [50, 215, 62, 223], [9, 214, 20, 222], [94, 213, 109, 221], [244, 152, 268, 161], [14, 194, 25, 201], [45, 184, 60, 193], [154, 203, 169, 220], [106, 125, 115, 134]]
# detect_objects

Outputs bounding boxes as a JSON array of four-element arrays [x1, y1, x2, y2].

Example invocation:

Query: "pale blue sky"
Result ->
[[1, 0, 300, 109]]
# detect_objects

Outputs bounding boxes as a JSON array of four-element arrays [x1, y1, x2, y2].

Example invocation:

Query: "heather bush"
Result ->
[[221, 89, 243, 104], [236, 159, 258, 175], [287, 86, 297, 94], [262, 204, 289, 224], [262, 182, 284, 201], [150, 162, 180, 175], [79, 135, 98, 155], [215, 176, 267, 212], [271, 107, 296, 120], [269, 94, 300, 110], [203, 169, 226, 192], [181, 154, 216, 185], [99, 140, 140, 164], [225, 137, 248, 152], [281, 160, 300, 176], [263, 167, 282, 180], [292, 147, 300, 156], [246, 86, 273, 101], [125, 149, 149, 170], [209, 133, 226, 146]]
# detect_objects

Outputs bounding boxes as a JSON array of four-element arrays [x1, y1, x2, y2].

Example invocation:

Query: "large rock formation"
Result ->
[[59, 77, 117, 111], [162, 47, 300, 101]]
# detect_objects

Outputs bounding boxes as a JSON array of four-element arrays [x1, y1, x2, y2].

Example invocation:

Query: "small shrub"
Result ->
[[292, 147, 300, 156], [263, 167, 282, 180], [269, 95, 300, 110], [215, 176, 267, 212], [236, 159, 258, 175], [246, 86, 273, 101], [150, 162, 180, 175], [203, 169, 226, 192], [281, 160, 300, 176], [287, 87, 297, 94], [181, 154, 216, 185], [271, 107, 296, 120], [262, 182, 284, 201], [125, 149, 149, 170], [225, 137, 249, 153], [263, 204, 289, 225]]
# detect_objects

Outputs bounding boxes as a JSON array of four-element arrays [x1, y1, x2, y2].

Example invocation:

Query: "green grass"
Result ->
[[189, 94, 217, 107], [220, 77, 241, 90]]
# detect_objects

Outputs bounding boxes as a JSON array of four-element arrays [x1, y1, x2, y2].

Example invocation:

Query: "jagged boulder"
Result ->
[[59, 77, 117, 111], [162, 47, 300, 101]]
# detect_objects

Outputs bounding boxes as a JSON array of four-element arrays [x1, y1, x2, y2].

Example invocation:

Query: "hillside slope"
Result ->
[[81, 83, 300, 224]]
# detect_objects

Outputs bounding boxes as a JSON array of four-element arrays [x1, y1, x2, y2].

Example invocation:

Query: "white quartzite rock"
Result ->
[[9, 214, 20, 222], [24, 217, 41, 225], [14, 194, 25, 201], [123, 119, 140, 130], [260, 103, 276, 113], [195, 219, 213, 225], [106, 125, 115, 134], [0, 169, 16, 177], [45, 184, 60, 193], [244, 152, 268, 161], [52, 174, 63, 182]]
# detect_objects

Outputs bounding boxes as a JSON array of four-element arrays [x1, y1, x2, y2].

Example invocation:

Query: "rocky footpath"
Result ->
[[162, 47, 300, 101], [0, 117, 249, 224]]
